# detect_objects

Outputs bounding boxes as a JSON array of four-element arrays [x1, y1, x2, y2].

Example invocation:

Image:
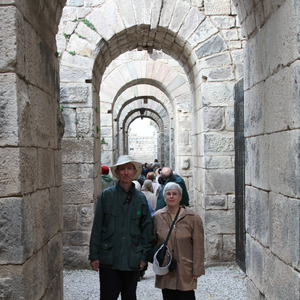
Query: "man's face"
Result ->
[[115, 162, 137, 185]]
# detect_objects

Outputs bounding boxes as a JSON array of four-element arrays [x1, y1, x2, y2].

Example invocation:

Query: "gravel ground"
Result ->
[[64, 264, 246, 300]]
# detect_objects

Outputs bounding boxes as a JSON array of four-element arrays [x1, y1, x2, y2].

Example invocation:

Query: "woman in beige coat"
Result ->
[[153, 182, 205, 300]]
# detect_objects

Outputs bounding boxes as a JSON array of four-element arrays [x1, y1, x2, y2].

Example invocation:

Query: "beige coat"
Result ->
[[153, 206, 205, 291], [142, 190, 157, 211]]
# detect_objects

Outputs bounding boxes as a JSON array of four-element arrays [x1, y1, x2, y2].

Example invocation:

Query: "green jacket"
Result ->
[[89, 182, 154, 271], [156, 174, 189, 210], [101, 174, 114, 190]]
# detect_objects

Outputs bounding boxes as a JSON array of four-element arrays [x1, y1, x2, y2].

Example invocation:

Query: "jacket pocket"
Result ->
[[130, 214, 141, 240], [99, 242, 113, 267], [182, 257, 193, 263], [181, 256, 193, 274], [102, 212, 116, 240], [129, 244, 143, 269]]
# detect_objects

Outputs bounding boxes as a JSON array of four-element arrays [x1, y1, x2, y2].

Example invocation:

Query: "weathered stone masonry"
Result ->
[[58, 0, 242, 273], [0, 0, 299, 299]]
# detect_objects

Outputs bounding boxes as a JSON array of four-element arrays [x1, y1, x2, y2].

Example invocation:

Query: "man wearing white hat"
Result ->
[[89, 155, 154, 300]]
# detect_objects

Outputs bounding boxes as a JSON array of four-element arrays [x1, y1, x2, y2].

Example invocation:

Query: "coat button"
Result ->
[[122, 236, 126, 240]]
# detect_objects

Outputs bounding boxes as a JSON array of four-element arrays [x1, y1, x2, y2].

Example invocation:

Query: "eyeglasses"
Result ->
[[165, 191, 179, 197]]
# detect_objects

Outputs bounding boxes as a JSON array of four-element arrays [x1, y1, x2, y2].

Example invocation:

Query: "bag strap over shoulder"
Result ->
[[163, 207, 181, 247]]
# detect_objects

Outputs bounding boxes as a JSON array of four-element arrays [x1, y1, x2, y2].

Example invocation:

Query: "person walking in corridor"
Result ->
[[156, 167, 189, 210], [89, 155, 154, 300], [101, 165, 114, 190], [141, 179, 158, 211], [146, 171, 161, 197]]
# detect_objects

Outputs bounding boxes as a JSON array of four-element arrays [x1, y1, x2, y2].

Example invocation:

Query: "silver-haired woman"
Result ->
[[153, 182, 205, 300]]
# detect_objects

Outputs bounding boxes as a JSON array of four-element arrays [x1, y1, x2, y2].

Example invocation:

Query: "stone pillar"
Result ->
[[0, 3, 64, 299], [188, 0, 242, 264], [60, 80, 100, 268], [234, 0, 300, 298]]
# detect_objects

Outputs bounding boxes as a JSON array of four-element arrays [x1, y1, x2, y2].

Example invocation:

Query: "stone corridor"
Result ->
[[0, 1, 299, 299]]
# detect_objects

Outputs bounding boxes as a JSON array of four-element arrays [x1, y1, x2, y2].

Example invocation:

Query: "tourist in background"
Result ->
[[142, 162, 153, 177], [153, 182, 205, 300], [101, 165, 114, 190], [146, 171, 161, 197], [134, 179, 154, 216], [89, 155, 154, 300], [141, 179, 157, 212], [152, 158, 160, 170], [132, 179, 141, 191], [155, 168, 162, 181], [137, 174, 146, 187], [156, 167, 189, 210]]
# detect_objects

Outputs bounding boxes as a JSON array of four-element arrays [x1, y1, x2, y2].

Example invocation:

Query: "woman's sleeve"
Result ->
[[192, 215, 205, 276]]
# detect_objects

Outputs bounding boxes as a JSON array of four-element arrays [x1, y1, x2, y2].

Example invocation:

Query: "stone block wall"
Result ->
[[60, 85, 100, 268], [233, 0, 300, 299], [192, 0, 242, 263], [0, 1, 65, 299], [58, 1, 103, 268], [0, 0, 299, 299], [128, 135, 158, 164]]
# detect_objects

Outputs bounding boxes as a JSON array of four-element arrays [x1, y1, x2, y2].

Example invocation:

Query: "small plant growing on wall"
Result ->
[[76, 33, 84, 39], [101, 137, 108, 145], [78, 18, 96, 31], [63, 33, 71, 39]]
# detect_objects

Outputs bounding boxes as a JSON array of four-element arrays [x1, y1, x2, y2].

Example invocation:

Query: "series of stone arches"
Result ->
[[0, 0, 299, 299], [59, 0, 239, 272], [100, 51, 184, 167]]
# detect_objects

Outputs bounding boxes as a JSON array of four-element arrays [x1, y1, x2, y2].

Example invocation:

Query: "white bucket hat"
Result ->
[[110, 155, 142, 180], [152, 245, 172, 276]]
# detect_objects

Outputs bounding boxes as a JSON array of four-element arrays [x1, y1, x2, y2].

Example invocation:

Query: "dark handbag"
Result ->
[[168, 257, 177, 272], [155, 207, 181, 267]]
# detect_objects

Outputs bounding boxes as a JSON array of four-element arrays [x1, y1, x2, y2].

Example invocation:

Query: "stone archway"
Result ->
[[115, 98, 169, 166], [59, 0, 241, 271], [100, 50, 190, 171], [125, 114, 163, 165]]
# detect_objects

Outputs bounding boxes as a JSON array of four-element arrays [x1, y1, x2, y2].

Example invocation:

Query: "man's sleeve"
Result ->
[[178, 178, 189, 206], [155, 187, 166, 211], [89, 194, 103, 261], [140, 197, 155, 261]]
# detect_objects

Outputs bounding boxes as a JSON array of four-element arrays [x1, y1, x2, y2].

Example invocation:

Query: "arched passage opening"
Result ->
[[100, 50, 190, 170], [59, 0, 241, 270], [127, 117, 160, 164], [119, 105, 168, 162]]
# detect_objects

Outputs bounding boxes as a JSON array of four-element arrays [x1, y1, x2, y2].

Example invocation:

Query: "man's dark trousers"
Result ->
[[99, 266, 139, 300]]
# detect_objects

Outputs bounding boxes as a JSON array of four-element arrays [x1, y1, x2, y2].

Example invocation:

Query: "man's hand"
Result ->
[[90, 260, 100, 271], [139, 260, 146, 271]]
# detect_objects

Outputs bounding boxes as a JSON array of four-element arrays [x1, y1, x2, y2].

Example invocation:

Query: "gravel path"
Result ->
[[64, 264, 246, 300]]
